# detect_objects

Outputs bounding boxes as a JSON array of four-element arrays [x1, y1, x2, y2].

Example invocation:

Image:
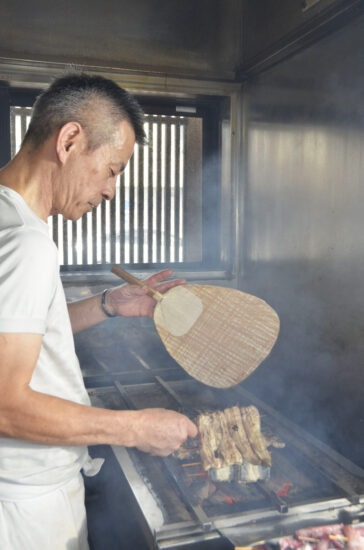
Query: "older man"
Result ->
[[0, 73, 197, 549]]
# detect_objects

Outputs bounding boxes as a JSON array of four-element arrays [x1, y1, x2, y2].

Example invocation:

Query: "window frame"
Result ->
[[1, 84, 233, 277]]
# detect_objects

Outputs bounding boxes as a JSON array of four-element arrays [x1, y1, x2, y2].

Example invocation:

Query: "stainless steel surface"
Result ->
[[217, 500, 364, 547], [111, 445, 165, 533], [241, 0, 364, 73], [0, 0, 242, 81], [302, 0, 324, 11], [239, 12, 364, 468], [88, 377, 364, 549]]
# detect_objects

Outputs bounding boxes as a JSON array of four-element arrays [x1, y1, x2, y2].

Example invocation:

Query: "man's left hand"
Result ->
[[105, 269, 186, 318]]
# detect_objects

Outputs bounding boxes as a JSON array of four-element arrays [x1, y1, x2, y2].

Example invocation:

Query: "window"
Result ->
[[3, 86, 230, 273]]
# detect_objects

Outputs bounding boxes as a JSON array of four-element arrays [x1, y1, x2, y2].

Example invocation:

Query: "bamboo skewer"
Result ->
[[329, 535, 349, 542]]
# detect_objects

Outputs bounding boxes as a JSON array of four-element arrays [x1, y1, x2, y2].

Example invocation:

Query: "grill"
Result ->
[[87, 373, 364, 549]]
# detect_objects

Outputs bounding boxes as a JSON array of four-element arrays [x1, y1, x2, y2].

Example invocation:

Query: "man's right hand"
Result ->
[[127, 408, 198, 457]]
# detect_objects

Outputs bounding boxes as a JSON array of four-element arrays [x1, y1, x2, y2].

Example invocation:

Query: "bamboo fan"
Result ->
[[111, 266, 280, 389]]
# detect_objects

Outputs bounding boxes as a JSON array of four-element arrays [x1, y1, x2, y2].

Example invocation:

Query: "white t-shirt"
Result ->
[[0, 185, 94, 499]]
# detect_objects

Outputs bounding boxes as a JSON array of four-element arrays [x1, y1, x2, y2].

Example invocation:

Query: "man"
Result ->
[[0, 73, 197, 549]]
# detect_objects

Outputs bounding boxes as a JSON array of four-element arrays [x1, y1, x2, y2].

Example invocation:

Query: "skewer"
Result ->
[[235, 533, 354, 550], [182, 462, 202, 467], [234, 540, 269, 549], [329, 535, 349, 542]]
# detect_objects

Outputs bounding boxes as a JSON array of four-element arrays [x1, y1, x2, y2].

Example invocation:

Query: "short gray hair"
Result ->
[[23, 73, 146, 150]]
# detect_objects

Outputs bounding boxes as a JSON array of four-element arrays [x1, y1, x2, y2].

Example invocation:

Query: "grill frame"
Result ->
[[87, 375, 364, 549]]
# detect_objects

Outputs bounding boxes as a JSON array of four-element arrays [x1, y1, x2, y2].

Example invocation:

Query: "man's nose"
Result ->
[[102, 183, 116, 201]]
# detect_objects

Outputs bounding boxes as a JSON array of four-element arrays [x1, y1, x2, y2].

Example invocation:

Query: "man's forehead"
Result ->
[[116, 118, 135, 142]]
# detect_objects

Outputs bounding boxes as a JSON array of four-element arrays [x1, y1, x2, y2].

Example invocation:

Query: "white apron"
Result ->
[[0, 473, 89, 550]]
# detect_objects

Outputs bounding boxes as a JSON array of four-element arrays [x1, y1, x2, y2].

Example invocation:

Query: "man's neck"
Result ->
[[0, 146, 54, 221]]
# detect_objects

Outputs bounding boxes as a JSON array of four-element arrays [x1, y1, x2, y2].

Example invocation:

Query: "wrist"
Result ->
[[101, 289, 117, 318], [114, 410, 140, 447]]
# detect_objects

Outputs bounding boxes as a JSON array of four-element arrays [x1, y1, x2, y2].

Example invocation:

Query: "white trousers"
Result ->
[[0, 473, 89, 550]]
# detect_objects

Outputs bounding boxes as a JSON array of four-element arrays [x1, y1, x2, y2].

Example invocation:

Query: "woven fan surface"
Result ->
[[154, 285, 279, 388]]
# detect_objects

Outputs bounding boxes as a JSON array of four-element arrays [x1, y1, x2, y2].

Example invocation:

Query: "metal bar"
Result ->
[[156, 120, 162, 263], [110, 195, 116, 265], [119, 174, 125, 264], [163, 457, 213, 532], [174, 119, 181, 262], [9, 108, 16, 159], [216, 497, 364, 548], [72, 220, 78, 265], [129, 154, 135, 264], [82, 214, 87, 265], [179, 122, 186, 263], [20, 109, 27, 145], [100, 200, 106, 264], [147, 122, 153, 263], [154, 376, 185, 408], [201, 113, 221, 266], [92, 207, 97, 266], [52, 214, 58, 249], [138, 143, 144, 263], [63, 219, 68, 265], [114, 380, 137, 411], [83, 368, 190, 388], [165, 122, 171, 262], [157, 531, 220, 549], [257, 481, 288, 513]]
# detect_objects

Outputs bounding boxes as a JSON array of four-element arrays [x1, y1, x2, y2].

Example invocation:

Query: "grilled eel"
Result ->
[[216, 410, 243, 467], [197, 411, 242, 470], [224, 406, 261, 465], [240, 406, 272, 467], [197, 406, 273, 471], [197, 412, 222, 470]]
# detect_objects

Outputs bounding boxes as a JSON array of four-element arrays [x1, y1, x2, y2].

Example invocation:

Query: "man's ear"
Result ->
[[56, 122, 83, 164]]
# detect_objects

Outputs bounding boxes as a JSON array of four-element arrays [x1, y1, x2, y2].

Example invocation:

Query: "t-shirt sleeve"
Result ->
[[0, 228, 58, 334]]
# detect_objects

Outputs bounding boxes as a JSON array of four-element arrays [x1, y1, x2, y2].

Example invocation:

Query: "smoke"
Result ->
[[238, 13, 364, 468]]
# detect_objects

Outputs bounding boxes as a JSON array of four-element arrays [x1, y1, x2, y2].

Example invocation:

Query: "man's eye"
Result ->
[[110, 169, 116, 177]]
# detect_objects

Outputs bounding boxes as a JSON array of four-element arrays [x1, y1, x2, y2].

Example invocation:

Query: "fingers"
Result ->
[[149, 447, 177, 457], [144, 270, 186, 291], [144, 269, 174, 287], [154, 278, 186, 294], [133, 409, 197, 457], [186, 419, 198, 439]]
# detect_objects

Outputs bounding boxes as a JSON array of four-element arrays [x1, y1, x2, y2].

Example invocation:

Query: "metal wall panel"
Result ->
[[241, 0, 363, 70], [0, 0, 242, 80], [239, 14, 364, 467]]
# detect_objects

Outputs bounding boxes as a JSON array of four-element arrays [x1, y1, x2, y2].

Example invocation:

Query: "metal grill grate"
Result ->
[[10, 108, 187, 267]]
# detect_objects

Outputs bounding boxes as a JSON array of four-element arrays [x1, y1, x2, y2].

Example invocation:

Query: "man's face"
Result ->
[[54, 119, 136, 220]]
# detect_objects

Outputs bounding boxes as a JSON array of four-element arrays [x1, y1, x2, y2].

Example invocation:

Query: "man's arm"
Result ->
[[68, 269, 186, 334], [0, 333, 197, 455]]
